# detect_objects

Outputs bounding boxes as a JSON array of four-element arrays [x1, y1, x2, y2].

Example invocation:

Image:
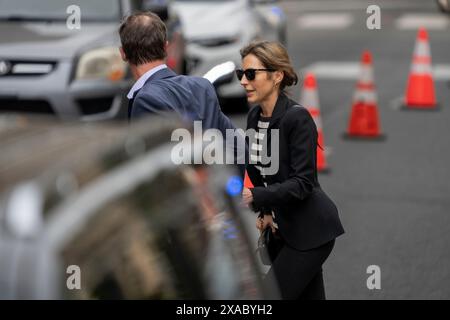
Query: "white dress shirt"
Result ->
[[127, 64, 167, 99]]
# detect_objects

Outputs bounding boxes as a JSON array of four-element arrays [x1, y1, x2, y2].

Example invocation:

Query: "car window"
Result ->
[[0, 0, 121, 21]]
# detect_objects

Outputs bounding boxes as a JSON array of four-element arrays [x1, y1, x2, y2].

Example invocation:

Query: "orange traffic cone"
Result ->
[[346, 50, 384, 139], [300, 72, 329, 172], [403, 27, 438, 110], [243, 170, 254, 188]]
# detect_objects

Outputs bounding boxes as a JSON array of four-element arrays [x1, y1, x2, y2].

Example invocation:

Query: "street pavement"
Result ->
[[229, 0, 450, 299]]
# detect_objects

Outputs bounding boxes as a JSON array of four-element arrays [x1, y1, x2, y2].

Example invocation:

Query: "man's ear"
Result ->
[[119, 47, 127, 62], [165, 41, 169, 53]]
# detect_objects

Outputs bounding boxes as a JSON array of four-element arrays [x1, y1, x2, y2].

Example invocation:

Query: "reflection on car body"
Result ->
[[0, 115, 277, 299]]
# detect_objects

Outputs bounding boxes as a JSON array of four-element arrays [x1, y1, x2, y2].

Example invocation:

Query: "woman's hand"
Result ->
[[242, 187, 253, 207], [256, 215, 276, 233]]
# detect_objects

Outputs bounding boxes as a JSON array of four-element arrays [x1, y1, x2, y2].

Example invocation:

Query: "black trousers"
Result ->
[[264, 239, 335, 300]]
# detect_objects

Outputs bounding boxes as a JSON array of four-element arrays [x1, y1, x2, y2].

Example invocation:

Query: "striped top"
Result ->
[[251, 115, 278, 229]]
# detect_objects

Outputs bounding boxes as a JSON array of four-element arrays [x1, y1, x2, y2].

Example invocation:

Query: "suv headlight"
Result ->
[[75, 47, 127, 81]]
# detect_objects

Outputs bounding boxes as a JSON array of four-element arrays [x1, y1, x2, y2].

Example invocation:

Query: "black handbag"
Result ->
[[256, 227, 283, 265]]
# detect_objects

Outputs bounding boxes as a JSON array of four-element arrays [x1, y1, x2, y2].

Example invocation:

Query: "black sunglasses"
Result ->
[[235, 68, 275, 81]]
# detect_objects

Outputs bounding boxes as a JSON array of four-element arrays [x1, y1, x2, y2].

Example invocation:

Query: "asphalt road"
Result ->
[[229, 0, 450, 299]]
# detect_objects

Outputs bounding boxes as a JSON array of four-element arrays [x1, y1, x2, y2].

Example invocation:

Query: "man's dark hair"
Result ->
[[119, 11, 167, 66]]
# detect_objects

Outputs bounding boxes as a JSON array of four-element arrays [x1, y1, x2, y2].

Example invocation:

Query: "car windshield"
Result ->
[[0, 0, 121, 21]]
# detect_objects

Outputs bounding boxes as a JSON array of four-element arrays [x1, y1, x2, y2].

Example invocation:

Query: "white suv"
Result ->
[[173, 0, 287, 104]]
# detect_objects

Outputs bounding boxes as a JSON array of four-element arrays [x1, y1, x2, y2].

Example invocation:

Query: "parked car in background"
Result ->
[[0, 115, 277, 299], [0, 0, 186, 121], [172, 0, 286, 108]]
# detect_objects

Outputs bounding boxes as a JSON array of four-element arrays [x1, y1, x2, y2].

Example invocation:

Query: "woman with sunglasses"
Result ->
[[240, 41, 345, 300]]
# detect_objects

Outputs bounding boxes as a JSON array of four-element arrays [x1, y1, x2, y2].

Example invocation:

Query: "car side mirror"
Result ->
[[203, 61, 236, 88]]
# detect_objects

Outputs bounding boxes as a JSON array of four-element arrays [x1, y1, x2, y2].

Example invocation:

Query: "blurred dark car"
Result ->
[[0, 0, 186, 121], [0, 115, 276, 299]]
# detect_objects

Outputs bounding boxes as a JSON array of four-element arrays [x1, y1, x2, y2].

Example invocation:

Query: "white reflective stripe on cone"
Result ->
[[312, 114, 323, 130], [411, 62, 433, 75], [353, 89, 377, 103], [359, 65, 375, 84], [306, 108, 323, 130], [301, 89, 320, 109], [414, 41, 431, 59]]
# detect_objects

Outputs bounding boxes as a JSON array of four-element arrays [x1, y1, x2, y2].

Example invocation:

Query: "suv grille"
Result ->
[[0, 60, 57, 77]]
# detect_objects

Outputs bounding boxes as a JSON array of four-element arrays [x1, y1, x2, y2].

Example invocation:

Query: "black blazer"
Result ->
[[247, 93, 344, 251]]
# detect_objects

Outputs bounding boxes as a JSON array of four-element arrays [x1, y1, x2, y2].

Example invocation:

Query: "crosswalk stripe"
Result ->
[[302, 62, 360, 80], [303, 63, 450, 81], [285, 0, 434, 12], [294, 12, 450, 31], [395, 14, 450, 30], [433, 64, 450, 80], [297, 13, 354, 30]]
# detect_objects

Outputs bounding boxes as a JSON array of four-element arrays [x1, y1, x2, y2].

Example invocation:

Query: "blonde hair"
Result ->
[[240, 41, 298, 92]]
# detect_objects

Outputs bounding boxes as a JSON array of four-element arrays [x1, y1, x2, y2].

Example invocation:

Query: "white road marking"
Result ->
[[284, 0, 433, 12], [395, 14, 450, 30], [433, 64, 450, 80], [302, 62, 360, 80], [297, 13, 354, 30], [302, 63, 450, 81]]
